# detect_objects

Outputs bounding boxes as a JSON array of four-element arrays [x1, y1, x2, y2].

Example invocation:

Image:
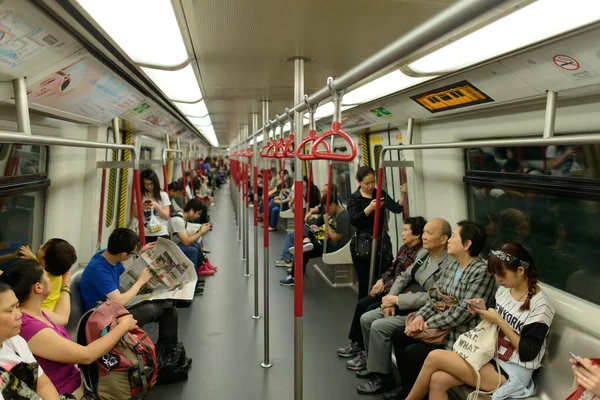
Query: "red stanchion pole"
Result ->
[[132, 169, 146, 246]]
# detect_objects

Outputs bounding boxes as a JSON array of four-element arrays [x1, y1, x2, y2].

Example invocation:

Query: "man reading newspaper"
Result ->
[[79, 228, 196, 346]]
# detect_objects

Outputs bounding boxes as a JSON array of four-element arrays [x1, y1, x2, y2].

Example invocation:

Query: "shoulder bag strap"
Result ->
[[410, 253, 431, 282]]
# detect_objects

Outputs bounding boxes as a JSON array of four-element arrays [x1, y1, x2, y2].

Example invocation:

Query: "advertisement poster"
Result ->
[[25, 56, 145, 122], [0, 0, 71, 70], [125, 101, 197, 140]]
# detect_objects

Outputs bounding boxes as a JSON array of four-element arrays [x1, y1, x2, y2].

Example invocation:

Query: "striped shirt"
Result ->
[[495, 285, 555, 370]]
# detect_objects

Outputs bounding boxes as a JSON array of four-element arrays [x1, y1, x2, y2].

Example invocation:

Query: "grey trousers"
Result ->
[[360, 308, 407, 374]]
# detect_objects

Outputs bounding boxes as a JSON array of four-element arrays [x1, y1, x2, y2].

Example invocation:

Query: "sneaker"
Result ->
[[194, 285, 204, 296], [337, 342, 361, 358], [286, 267, 292, 274], [346, 351, 367, 371], [289, 241, 314, 255], [274, 258, 293, 268], [279, 275, 294, 286]]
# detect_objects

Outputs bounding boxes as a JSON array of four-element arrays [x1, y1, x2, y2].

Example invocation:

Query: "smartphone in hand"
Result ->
[[570, 352, 582, 366], [464, 299, 485, 310]]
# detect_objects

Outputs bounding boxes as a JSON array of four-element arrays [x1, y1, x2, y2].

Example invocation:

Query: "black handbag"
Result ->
[[351, 231, 373, 259]]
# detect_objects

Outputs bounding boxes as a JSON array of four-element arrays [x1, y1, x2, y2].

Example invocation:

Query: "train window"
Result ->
[[466, 145, 600, 178], [465, 147, 600, 305], [0, 144, 47, 177], [0, 189, 47, 272], [332, 163, 351, 206]]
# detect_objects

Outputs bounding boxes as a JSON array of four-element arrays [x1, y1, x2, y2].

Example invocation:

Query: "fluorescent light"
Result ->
[[344, 71, 433, 104], [174, 100, 208, 117], [409, 0, 600, 74], [249, 139, 254, 145], [198, 125, 219, 147], [257, 134, 265, 144], [142, 64, 202, 102], [76, 0, 188, 68], [313, 102, 352, 121], [188, 115, 212, 127], [282, 122, 291, 133]]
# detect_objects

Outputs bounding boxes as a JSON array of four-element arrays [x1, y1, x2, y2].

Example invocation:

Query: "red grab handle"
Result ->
[[283, 134, 295, 158], [274, 138, 286, 159], [296, 130, 331, 161], [310, 122, 357, 162], [266, 141, 277, 158], [245, 147, 254, 157], [259, 142, 272, 158]]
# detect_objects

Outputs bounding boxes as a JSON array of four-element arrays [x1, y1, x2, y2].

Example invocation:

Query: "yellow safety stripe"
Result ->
[[105, 148, 117, 228], [118, 131, 132, 228], [361, 130, 371, 168]]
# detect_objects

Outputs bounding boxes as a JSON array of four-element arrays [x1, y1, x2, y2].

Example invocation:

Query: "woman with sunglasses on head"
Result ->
[[400, 242, 555, 400]]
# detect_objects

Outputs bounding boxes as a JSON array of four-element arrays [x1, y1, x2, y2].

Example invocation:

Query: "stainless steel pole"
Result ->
[[252, 111, 261, 320], [543, 91, 557, 139], [261, 106, 273, 369], [0, 132, 136, 155], [406, 117, 415, 145], [13, 77, 31, 135], [292, 57, 305, 400], [244, 125, 250, 276], [246, 0, 507, 139]]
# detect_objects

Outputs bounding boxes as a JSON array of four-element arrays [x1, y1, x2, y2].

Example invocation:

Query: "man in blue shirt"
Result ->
[[80, 228, 179, 345]]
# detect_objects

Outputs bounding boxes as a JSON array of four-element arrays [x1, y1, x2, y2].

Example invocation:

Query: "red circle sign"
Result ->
[[553, 54, 580, 71]]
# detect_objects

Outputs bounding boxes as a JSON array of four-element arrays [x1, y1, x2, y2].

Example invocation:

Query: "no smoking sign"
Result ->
[[553, 54, 580, 71]]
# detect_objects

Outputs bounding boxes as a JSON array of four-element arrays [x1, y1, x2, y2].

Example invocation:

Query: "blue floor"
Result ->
[[148, 183, 368, 399]]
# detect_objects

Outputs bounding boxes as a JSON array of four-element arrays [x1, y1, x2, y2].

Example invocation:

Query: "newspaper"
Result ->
[[120, 238, 197, 306]]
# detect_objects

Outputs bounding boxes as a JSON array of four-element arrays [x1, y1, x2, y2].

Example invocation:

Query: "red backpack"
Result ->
[[84, 301, 158, 399]]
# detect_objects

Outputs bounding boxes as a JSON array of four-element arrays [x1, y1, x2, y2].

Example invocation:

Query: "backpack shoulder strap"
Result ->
[[171, 213, 187, 227]]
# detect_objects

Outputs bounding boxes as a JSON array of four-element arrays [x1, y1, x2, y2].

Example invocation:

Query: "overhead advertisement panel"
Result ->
[[24, 56, 145, 123], [123, 99, 196, 140], [410, 80, 493, 113]]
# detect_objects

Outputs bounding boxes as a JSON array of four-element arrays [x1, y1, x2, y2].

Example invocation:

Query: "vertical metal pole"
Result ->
[[163, 134, 170, 190], [13, 77, 31, 135], [543, 90, 557, 139], [368, 166, 384, 289], [244, 125, 251, 276], [252, 112, 261, 319], [261, 104, 272, 369], [406, 117, 415, 145], [292, 58, 305, 399], [238, 131, 243, 240]]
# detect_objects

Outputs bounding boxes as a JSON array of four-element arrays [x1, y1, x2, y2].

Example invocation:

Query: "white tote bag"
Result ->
[[453, 320, 502, 400]]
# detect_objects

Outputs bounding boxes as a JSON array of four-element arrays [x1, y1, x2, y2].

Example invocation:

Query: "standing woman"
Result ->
[[140, 169, 171, 243], [348, 166, 406, 299]]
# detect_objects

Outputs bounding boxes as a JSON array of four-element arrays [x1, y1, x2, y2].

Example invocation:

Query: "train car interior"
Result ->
[[1, 0, 600, 399]]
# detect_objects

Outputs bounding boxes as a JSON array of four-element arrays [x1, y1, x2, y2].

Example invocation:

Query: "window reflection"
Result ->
[[332, 163, 351, 206], [0, 190, 45, 271], [0, 144, 47, 177], [467, 144, 600, 305], [467, 144, 600, 178]]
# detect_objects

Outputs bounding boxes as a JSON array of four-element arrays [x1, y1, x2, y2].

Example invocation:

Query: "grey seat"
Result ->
[[66, 268, 85, 340]]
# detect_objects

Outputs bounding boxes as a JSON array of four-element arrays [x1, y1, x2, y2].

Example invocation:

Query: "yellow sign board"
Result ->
[[371, 136, 382, 145], [397, 133, 403, 144], [411, 80, 493, 113]]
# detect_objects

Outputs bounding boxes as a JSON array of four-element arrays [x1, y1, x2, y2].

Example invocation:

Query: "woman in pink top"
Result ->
[[0, 259, 138, 398]]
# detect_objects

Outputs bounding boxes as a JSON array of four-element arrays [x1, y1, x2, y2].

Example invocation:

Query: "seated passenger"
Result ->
[[18, 239, 77, 313], [0, 281, 61, 399], [140, 169, 171, 243], [403, 242, 554, 400], [0, 260, 138, 398], [279, 191, 351, 286], [380, 221, 496, 399], [274, 184, 335, 269], [168, 182, 184, 214], [171, 198, 215, 287], [79, 228, 180, 348], [353, 218, 452, 394], [341, 216, 427, 371]]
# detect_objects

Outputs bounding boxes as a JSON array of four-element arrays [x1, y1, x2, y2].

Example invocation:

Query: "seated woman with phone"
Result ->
[[568, 355, 600, 399], [402, 242, 555, 400], [279, 191, 351, 286]]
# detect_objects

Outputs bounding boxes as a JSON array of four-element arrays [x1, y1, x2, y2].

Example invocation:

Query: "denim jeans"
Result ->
[[178, 242, 201, 278], [280, 231, 294, 262], [269, 206, 280, 228]]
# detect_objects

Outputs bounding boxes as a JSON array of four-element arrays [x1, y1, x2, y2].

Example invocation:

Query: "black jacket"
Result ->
[[347, 188, 403, 236]]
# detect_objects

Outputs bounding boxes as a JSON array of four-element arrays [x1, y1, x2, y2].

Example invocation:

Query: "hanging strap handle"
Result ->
[[296, 95, 330, 160], [310, 77, 357, 162]]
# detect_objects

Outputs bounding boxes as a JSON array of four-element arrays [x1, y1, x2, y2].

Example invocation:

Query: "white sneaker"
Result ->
[[289, 242, 314, 255]]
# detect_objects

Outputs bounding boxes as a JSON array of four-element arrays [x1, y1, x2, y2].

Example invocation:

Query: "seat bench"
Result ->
[[311, 241, 355, 288]]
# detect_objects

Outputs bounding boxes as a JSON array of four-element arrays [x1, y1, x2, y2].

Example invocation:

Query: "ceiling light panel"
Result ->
[[76, 0, 188, 68], [409, 0, 600, 74], [188, 115, 212, 127], [344, 71, 433, 105], [198, 125, 219, 147], [174, 100, 208, 117], [142, 64, 202, 102]]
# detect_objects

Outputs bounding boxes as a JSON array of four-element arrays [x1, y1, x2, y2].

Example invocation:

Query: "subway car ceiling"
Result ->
[[0, 0, 600, 147]]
